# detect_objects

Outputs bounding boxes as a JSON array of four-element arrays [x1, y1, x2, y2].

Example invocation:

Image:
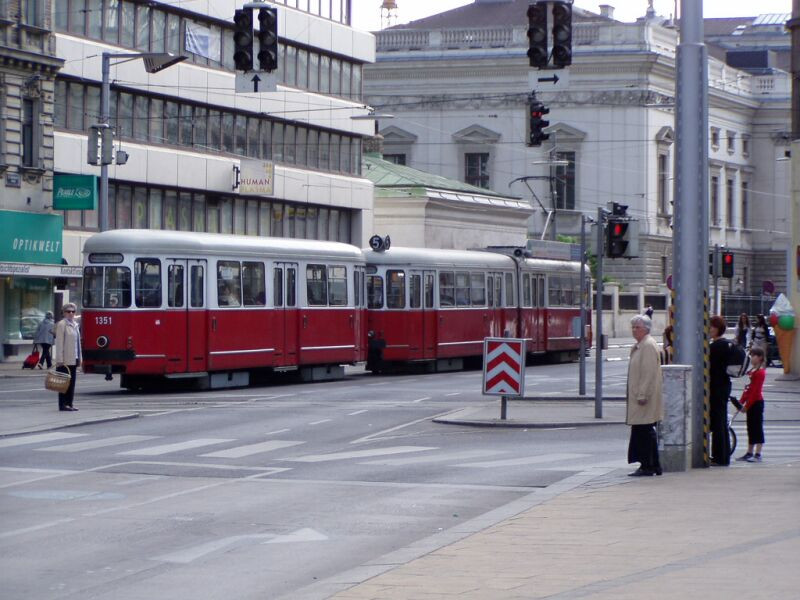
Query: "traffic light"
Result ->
[[527, 2, 548, 68], [607, 219, 639, 259], [233, 8, 254, 72], [257, 6, 278, 72], [87, 124, 113, 166], [551, 1, 572, 68], [527, 99, 550, 147], [721, 252, 734, 278]]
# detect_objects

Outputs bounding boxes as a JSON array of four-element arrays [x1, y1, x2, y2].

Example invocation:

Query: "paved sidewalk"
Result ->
[[326, 463, 799, 599]]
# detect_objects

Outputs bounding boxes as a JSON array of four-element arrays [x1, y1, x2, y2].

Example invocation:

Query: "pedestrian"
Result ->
[[644, 305, 654, 319], [662, 324, 674, 365], [733, 313, 750, 348], [749, 314, 769, 365], [709, 315, 732, 466], [735, 347, 766, 463], [33, 311, 55, 369], [54, 303, 81, 412], [626, 314, 664, 477]]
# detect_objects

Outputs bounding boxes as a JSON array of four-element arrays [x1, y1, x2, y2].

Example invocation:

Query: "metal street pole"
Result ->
[[595, 206, 604, 418], [674, 0, 710, 467], [99, 52, 111, 232], [579, 214, 587, 396]]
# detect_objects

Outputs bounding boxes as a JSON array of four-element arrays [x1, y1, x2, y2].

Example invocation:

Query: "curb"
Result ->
[[432, 417, 626, 428], [0, 412, 140, 438]]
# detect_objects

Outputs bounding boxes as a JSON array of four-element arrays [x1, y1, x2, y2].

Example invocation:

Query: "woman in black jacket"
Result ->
[[709, 315, 732, 466]]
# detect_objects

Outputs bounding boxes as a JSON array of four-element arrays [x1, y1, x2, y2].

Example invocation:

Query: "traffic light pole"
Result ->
[[99, 52, 110, 232], [595, 206, 604, 418], [579, 214, 587, 396], [713, 243, 720, 315]]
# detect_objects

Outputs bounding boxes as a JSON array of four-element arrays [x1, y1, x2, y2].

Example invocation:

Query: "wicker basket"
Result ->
[[45, 368, 71, 393]]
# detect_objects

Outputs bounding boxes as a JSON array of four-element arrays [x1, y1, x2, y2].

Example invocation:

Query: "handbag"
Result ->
[[45, 367, 71, 393]]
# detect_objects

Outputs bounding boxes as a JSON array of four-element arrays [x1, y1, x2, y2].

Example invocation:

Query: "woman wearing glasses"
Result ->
[[54, 303, 81, 411]]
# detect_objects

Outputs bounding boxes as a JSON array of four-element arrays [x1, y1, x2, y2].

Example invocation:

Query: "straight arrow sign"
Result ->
[[251, 74, 261, 92]]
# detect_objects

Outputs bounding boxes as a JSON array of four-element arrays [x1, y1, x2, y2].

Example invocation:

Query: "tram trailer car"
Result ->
[[364, 246, 591, 372], [81, 230, 367, 389]]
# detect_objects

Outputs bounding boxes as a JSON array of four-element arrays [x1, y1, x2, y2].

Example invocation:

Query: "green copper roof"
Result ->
[[362, 153, 517, 199]]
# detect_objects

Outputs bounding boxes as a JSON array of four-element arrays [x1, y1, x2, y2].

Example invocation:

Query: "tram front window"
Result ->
[[82, 266, 132, 308], [135, 259, 162, 308]]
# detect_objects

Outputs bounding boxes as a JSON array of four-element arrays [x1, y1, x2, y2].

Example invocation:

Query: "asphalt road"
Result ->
[[1, 348, 797, 600]]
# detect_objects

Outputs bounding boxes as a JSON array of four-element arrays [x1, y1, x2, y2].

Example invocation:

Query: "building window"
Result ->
[[661, 256, 668, 282], [25, 0, 41, 26], [741, 135, 750, 157], [657, 153, 669, 214], [726, 131, 735, 154], [21, 99, 38, 168], [710, 127, 720, 149], [726, 178, 735, 228], [741, 181, 749, 229], [384, 154, 406, 165], [465, 152, 490, 189], [552, 151, 576, 210], [710, 175, 719, 226]]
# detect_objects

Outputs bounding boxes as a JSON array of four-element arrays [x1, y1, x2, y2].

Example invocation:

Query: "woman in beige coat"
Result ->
[[626, 314, 664, 476], [54, 303, 81, 411]]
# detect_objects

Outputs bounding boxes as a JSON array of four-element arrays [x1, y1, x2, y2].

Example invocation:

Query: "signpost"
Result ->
[[234, 71, 278, 94], [482, 337, 526, 419]]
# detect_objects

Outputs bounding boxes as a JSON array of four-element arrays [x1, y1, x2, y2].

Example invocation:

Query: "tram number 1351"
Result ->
[[94, 316, 113, 325]]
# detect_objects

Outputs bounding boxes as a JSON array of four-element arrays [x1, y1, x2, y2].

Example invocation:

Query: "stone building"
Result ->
[[363, 0, 792, 309]]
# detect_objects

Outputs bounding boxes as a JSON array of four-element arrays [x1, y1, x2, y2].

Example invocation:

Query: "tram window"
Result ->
[[487, 275, 493, 307], [531, 278, 538, 307], [563, 277, 574, 306], [83, 267, 104, 308], [454, 272, 469, 307], [242, 262, 266, 306], [424, 273, 434, 308], [439, 272, 454, 307], [135, 259, 161, 308], [385, 270, 405, 309], [167, 265, 184, 307], [505, 273, 515, 306], [190, 265, 204, 308], [328, 265, 348, 306], [273, 267, 283, 307], [548, 277, 561, 306], [367, 275, 383, 309], [410, 274, 421, 309], [538, 277, 545, 307], [470, 272, 486, 306], [287, 268, 296, 307], [493, 274, 502, 307], [522, 273, 532, 307], [217, 261, 241, 307], [354, 270, 362, 307], [306, 264, 328, 306]]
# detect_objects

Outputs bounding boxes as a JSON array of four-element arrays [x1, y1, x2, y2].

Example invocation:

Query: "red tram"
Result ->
[[80, 230, 590, 388], [364, 246, 590, 372], [81, 230, 366, 389]]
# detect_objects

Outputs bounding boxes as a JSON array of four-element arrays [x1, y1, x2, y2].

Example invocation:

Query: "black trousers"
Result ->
[[628, 423, 661, 472], [37, 344, 52, 368], [710, 398, 730, 465], [58, 365, 77, 410], [746, 402, 765, 445]]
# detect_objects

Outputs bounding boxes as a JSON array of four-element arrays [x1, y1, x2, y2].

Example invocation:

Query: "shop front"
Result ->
[[0, 210, 82, 361]]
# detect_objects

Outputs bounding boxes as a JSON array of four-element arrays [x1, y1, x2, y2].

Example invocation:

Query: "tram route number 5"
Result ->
[[369, 234, 391, 252]]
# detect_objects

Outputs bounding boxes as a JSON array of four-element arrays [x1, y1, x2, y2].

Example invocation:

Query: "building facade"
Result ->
[[363, 0, 792, 307]]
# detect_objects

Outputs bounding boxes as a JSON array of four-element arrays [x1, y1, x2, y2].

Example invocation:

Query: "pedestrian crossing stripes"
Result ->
[[200, 440, 304, 459], [0, 432, 86, 448], [117, 439, 233, 456], [36, 435, 158, 453], [731, 424, 800, 460]]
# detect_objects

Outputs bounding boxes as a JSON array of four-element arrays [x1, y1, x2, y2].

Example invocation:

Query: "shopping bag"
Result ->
[[22, 348, 40, 369]]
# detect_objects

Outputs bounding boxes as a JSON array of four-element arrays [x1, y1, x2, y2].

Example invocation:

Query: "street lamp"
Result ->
[[98, 52, 186, 232]]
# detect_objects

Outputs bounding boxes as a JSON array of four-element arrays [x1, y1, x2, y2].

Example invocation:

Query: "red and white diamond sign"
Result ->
[[482, 338, 526, 397]]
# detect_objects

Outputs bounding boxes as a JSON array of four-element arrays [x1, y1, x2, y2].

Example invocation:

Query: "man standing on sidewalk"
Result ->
[[626, 314, 664, 476]]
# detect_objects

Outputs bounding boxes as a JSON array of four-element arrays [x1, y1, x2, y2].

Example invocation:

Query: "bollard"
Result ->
[[658, 365, 693, 472]]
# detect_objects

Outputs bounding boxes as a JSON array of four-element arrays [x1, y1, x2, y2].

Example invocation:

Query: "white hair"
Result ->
[[630, 314, 652, 332]]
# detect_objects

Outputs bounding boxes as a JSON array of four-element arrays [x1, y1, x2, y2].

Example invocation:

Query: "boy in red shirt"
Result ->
[[736, 347, 766, 462]]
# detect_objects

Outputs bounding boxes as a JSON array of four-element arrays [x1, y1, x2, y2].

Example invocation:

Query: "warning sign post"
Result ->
[[482, 337, 526, 419]]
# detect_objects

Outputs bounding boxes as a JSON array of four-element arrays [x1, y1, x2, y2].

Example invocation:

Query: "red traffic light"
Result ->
[[612, 223, 624, 236], [723, 253, 733, 264]]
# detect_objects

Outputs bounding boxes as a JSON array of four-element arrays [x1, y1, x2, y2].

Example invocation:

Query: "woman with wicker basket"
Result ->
[[54, 303, 81, 411]]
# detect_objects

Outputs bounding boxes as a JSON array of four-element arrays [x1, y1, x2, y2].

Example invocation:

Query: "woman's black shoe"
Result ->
[[654, 467, 663, 476], [628, 468, 654, 477]]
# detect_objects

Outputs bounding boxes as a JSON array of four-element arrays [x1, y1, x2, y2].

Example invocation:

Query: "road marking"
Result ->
[[263, 527, 328, 544], [308, 419, 332, 425], [200, 440, 304, 459], [282, 446, 437, 463], [457, 453, 590, 468], [36, 435, 158, 453], [113, 475, 166, 486], [360, 449, 505, 466], [349, 411, 452, 445], [265, 428, 291, 435], [117, 439, 232, 456], [541, 459, 630, 471], [445, 392, 461, 397], [348, 410, 368, 415], [0, 432, 86, 448], [412, 397, 430, 403]]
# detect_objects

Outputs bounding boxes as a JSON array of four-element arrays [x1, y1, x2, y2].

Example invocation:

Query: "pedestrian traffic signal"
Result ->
[[527, 100, 550, 147], [527, 2, 548, 68], [607, 218, 639, 259], [87, 124, 113, 166], [551, 1, 572, 68], [233, 8, 254, 72], [257, 6, 278, 72], [721, 252, 734, 278]]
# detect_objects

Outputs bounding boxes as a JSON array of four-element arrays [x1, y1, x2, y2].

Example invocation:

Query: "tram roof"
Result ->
[[84, 230, 365, 261], [365, 247, 514, 269]]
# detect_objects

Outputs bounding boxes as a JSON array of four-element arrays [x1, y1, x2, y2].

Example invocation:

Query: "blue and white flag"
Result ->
[[185, 21, 220, 62]]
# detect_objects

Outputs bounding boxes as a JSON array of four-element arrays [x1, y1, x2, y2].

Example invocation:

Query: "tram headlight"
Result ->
[[96, 336, 109, 348]]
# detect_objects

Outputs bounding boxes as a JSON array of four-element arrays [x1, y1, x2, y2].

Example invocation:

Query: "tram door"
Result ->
[[409, 270, 436, 360], [531, 274, 546, 352], [353, 266, 366, 361], [273, 263, 299, 366], [165, 259, 207, 373]]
